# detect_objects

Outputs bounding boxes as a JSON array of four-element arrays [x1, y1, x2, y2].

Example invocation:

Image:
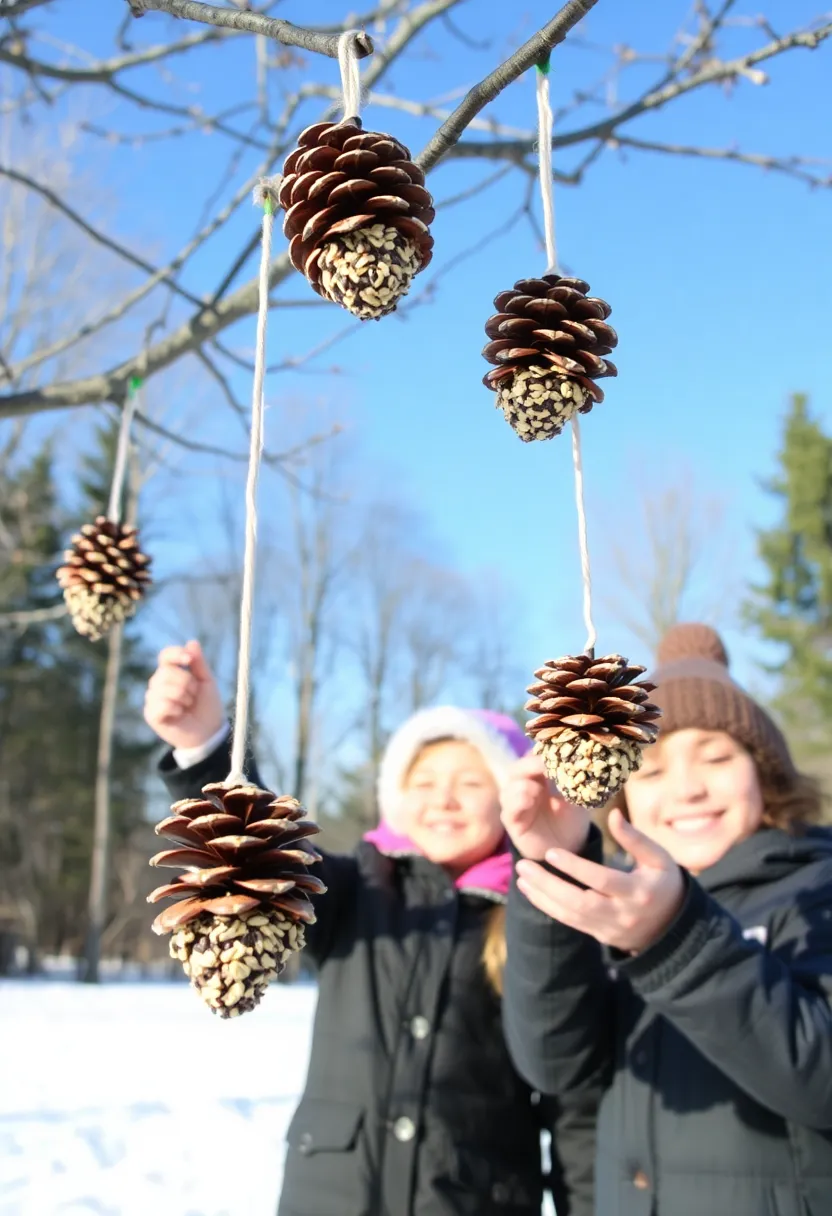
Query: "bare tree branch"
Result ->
[[0, 29, 222, 82], [0, 0, 828, 422], [441, 18, 832, 164], [609, 134, 832, 188], [126, 0, 375, 60], [0, 603, 67, 629], [0, 0, 52, 17], [417, 0, 601, 170]]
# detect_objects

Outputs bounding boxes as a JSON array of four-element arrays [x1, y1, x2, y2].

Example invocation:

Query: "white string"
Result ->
[[535, 63, 558, 274], [538, 60, 595, 653], [337, 29, 363, 120], [226, 179, 277, 787], [107, 386, 138, 523], [570, 416, 597, 655]]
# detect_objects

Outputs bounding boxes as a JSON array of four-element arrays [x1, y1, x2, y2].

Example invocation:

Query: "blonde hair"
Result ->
[[482, 904, 506, 996]]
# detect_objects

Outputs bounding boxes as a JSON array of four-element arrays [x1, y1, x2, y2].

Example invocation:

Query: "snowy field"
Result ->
[[0, 978, 317, 1216], [1, 978, 556, 1216]]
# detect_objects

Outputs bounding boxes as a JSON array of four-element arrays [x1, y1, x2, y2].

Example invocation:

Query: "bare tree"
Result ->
[[605, 470, 736, 654], [0, 0, 827, 433], [463, 573, 524, 713]]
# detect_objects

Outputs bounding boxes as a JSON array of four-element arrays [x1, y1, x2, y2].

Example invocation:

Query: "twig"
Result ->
[[126, 0, 374, 60], [441, 18, 832, 163], [0, 0, 52, 16], [610, 134, 832, 188], [0, 29, 223, 82], [0, 163, 204, 308], [0, 603, 68, 628]]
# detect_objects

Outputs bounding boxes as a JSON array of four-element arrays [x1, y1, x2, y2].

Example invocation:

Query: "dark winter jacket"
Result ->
[[504, 825, 832, 1216], [161, 740, 595, 1216]]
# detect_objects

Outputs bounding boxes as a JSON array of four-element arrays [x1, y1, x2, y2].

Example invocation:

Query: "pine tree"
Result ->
[[0, 422, 152, 971], [745, 393, 832, 757]]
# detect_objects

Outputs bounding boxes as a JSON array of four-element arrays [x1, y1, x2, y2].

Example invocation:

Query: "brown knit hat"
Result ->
[[651, 623, 797, 790]]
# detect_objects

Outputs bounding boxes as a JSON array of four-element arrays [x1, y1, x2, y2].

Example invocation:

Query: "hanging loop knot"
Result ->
[[253, 176, 281, 211], [107, 376, 142, 524], [338, 29, 365, 122]]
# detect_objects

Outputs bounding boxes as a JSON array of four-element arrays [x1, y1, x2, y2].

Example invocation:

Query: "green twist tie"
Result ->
[[536, 53, 551, 75], [127, 375, 143, 396], [263, 196, 273, 216]]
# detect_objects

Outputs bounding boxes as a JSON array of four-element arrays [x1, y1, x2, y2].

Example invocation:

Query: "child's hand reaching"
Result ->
[[143, 640, 226, 751], [501, 753, 591, 859], [515, 807, 685, 953]]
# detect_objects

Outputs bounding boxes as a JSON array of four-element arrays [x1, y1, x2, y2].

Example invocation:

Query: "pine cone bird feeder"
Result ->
[[526, 653, 660, 808], [278, 119, 434, 319], [149, 784, 326, 1017], [483, 275, 618, 442], [56, 516, 151, 641]]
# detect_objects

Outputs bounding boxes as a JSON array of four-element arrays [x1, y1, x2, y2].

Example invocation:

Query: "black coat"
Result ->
[[161, 741, 595, 1216], [503, 825, 832, 1216]]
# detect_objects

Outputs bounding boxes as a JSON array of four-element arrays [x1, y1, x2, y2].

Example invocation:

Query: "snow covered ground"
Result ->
[[1, 978, 557, 1216], [0, 978, 316, 1216]]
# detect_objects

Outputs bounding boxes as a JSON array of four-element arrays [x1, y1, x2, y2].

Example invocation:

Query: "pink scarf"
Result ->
[[364, 821, 512, 900]]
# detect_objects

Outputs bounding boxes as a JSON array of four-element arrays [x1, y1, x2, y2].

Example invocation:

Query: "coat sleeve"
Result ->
[[157, 739, 358, 966], [503, 826, 615, 1104], [541, 1094, 597, 1216], [617, 863, 832, 1130]]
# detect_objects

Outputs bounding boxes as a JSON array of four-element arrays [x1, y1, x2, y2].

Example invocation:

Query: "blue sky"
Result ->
[[18, 0, 832, 722]]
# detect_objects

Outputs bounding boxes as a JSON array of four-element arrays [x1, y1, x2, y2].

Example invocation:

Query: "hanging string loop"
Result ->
[[107, 376, 142, 523], [338, 29, 364, 121], [570, 416, 597, 656], [225, 177, 279, 788], [535, 55, 558, 275]]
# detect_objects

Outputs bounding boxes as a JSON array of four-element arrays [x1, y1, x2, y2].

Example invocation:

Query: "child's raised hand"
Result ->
[[515, 807, 685, 953], [501, 752, 591, 859], [143, 640, 226, 751]]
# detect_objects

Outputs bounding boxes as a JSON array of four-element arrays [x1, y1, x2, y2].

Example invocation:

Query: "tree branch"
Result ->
[[0, 249, 296, 416], [126, 0, 374, 60], [0, 29, 222, 82], [610, 134, 832, 188], [441, 18, 832, 164], [416, 0, 600, 170], [0, 0, 52, 16], [0, 163, 204, 310], [0, 603, 67, 629]]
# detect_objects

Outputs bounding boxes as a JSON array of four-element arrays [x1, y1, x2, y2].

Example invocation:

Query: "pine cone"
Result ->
[[278, 118, 434, 319], [482, 275, 618, 442], [56, 516, 151, 641], [148, 783, 326, 1018], [525, 653, 660, 808]]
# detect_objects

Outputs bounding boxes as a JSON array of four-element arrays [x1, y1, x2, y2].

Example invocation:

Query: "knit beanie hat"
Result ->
[[377, 706, 530, 828], [650, 623, 796, 789]]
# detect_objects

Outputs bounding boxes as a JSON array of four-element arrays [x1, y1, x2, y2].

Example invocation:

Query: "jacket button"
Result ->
[[632, 1170, 650, 1190], [409, 1015, 430, 1040], [491, 1181, 511, 1204], [298, 1132, 313, 1155], [392, 1116, 416, 1142]]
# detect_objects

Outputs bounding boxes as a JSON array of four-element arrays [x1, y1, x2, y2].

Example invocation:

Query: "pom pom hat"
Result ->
[[650, 623, 796, 789], [377, 707, 529, 829]]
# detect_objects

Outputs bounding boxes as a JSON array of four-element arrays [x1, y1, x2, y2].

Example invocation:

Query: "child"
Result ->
[[500, 623, 832, 1216], [144, 641, 594, 1216]]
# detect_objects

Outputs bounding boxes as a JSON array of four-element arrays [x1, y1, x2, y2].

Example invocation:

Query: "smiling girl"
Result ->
[[144, 643, 594, 1216], [500, 623, 832, 1216]]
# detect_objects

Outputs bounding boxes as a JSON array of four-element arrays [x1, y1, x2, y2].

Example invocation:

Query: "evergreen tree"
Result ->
[[744, 393, 832, 757], [0, 421, 152, 969]]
